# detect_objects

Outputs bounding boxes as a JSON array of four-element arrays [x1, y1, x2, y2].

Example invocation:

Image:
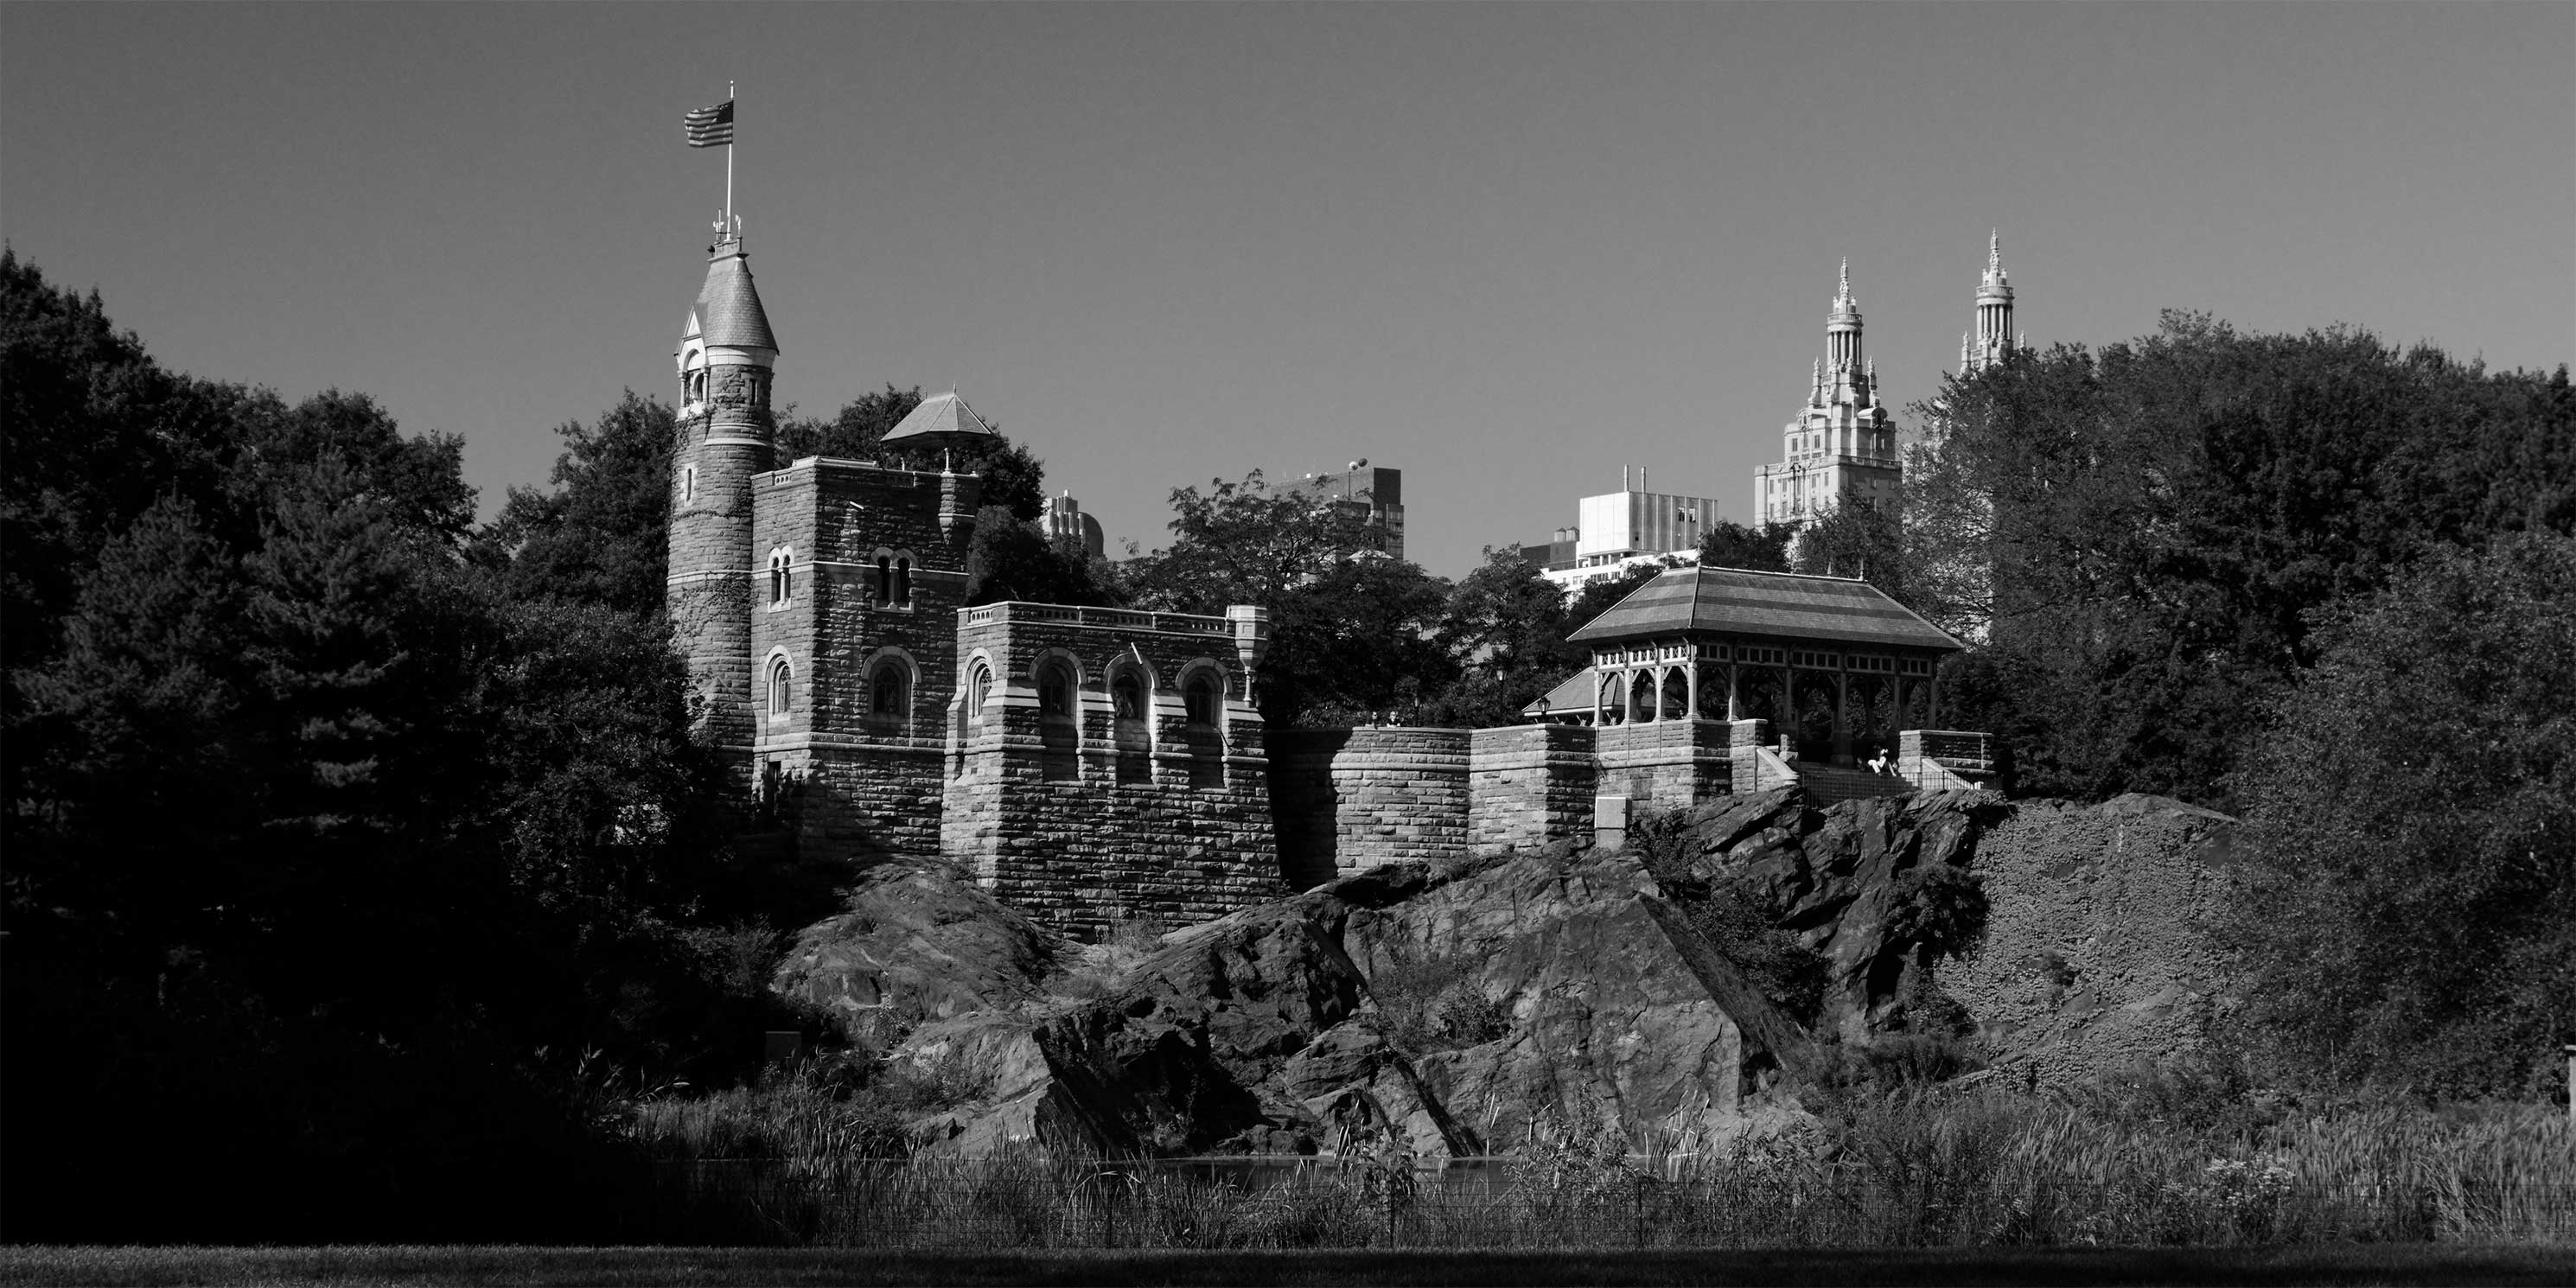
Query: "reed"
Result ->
[[615, 1080, 2575, 1249]]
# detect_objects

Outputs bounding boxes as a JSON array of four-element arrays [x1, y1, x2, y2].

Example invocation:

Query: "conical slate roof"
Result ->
[[1567, 565, 1961, 652], [881, 391, 999, 446], [692, 241, 777, 352]]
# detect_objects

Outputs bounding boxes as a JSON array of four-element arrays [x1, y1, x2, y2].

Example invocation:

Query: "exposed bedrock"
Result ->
[[769, 789, 2240, 1157]]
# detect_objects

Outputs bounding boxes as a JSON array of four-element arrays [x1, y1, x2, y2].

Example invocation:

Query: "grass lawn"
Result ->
[[6, 1245, 2575, 1287]]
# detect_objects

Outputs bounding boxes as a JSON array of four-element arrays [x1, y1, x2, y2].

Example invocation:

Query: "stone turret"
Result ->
[[1963, 230, 2016, 374], [668, 232, 780, 753]]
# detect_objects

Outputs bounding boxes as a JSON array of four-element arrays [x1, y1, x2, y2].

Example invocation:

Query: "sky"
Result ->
[[4, 3, 2570, 579]]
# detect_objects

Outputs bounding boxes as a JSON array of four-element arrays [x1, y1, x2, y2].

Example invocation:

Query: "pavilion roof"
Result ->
[[1523, 666, 1601, 717], [882, 391, 1000, 447], [1566, 565, 1961, 652]]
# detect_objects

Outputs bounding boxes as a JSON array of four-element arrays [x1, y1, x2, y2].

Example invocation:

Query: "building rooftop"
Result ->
[[1522, 666, 1602, 717], [694, 240, 778, 352], [1566, 565, 1961, 652], [882, 390, 1000, 448]]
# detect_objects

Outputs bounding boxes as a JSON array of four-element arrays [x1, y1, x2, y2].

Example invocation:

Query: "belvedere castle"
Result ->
[[667, 229, 1993, 939]]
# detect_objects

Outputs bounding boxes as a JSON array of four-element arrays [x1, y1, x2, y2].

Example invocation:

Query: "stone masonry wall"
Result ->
[[942, 605, 1278, 939], [1595, 717, 1733, 807], [750, 457, 976, 861], [666, 366, 773, 760], [1270, 728, 1471, 887], [1466, 724, 1597, 851]]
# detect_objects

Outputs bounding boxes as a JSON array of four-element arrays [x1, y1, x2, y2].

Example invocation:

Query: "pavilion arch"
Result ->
[[860, 647, 919, 736], [1597, 673, 1625, 725], [1629, 670, 1658, 723], [1660, 666, 1691, 721]]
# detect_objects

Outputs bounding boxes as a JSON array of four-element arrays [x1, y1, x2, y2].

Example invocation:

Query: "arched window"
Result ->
[[767, 656, 793, 720], [895, 558, 913, 607], [1184, 673, 1221, 728], [1182, 671, 1224, 788], [967, 662, 994, 724], [1111, 670, 1151, 784], [869, 660, 910, 732], [1036, 659, 1078, 781], [1630, 671, 1658, 723], [1037, 661, 1075, 721], [768, 548, 793, 608], [877, 555, 893, 604], [1598, 675, 1624, 725], [1661, 669, 1690, 721]]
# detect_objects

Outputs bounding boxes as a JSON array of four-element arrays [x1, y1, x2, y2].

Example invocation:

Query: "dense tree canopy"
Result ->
[[2, 256, 775, 1240], [1906, 314, 2574, 805], [1125, 472, 1460, 725], [2222, 534, 2576, 1098]]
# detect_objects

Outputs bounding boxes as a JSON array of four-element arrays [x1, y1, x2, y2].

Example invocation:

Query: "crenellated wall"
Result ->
[[942, 603, 1280, 938]]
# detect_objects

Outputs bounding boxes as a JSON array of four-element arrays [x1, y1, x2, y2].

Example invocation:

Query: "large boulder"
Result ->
[[770, 863, 1062, 1049]]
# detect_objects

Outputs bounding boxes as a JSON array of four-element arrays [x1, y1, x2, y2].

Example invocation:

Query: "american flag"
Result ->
[[684, 99, 734, 148]]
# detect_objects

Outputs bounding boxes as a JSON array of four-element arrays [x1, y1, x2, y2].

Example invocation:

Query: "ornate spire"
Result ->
[[1988, 229, 2001, 277], [1836, 257, 1853, 309]]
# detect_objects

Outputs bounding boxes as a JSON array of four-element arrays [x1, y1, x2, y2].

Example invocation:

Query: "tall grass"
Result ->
[[612, 1076, 2574, 1248]]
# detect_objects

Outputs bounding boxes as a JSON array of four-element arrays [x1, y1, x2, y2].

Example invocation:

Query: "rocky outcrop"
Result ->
[[1659, 789, 2011, 1041], [770, 864, 1059, 1050], [768, 788, 2244, 1157], [1942, 794, 2240, 1083]]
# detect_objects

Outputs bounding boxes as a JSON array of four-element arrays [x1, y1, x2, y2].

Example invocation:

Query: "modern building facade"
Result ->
[[1290, 463, 1405, 560]]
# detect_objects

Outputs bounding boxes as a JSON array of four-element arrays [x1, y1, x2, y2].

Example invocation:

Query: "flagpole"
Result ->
[[726, 80, 736, 236]]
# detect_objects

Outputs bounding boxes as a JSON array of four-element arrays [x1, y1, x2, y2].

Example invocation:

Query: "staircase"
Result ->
[[1793, 763, 1914, 805]]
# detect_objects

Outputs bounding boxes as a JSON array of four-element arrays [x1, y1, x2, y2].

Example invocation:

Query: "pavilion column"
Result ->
[[1684, 662, 1699, 721], [1780, 666, 1795, 744], [1929, 674, 1942, 727], [1726, 662, 1741, 720], [1833, 672, 1853, 763]]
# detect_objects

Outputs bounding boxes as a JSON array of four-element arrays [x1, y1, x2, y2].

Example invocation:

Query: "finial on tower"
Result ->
[[1989, 229, 2001, 276], [1838, 257, 1852, 304]]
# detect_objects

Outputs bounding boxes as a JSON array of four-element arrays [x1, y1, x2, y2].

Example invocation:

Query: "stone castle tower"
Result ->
[[1750, 259, 1902, 530], [1960, 230, 2018, 374], [669, 230, 781, 754]]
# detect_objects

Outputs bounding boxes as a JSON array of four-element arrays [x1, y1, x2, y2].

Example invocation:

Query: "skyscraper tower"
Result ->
[[1753, 260, 1901, 531], [668, 227, 779, 752], [1960, 231, 2016, 373]]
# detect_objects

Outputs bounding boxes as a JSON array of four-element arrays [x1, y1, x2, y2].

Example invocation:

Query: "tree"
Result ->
[[478, 392, 677, 615], [962, 506, 1120, 607], [1126, 472, 1450, 724], [1695, 520, 1795, 573], [1428, 547, 1584, 726], [2222, 534, 2576, 1098], [1789, 502, 1905, 600], [1903, 316, 2574, 806]]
